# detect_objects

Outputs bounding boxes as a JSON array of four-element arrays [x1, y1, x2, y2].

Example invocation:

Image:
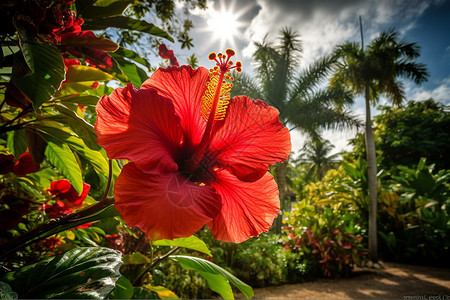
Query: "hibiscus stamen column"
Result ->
[[183, 49, 241, 175]]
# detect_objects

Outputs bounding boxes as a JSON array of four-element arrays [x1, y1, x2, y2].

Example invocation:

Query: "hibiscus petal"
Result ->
[[141, 66, 209, 152], [207, 96, 291, 182], [115, 162, 222, 240], [95, 83, 183, 173], [208, 169, 280, 243]]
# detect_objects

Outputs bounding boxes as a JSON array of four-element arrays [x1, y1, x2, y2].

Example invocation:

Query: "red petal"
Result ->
[[141, 66, 209, 153], [50, 179, 72, 194], [115, 162, 222, 240], [62, 182, 91, 207], [208, 96, 291, 181], [13, 152, 38, 176], [208, 170, 280, 243], [95, 83, 183, 173]]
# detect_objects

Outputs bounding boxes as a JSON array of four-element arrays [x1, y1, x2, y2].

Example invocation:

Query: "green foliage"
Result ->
[[12, 42, 65, 110], [173, 255, 253, 299], [378, 159, 450, 265], [1, 247, 123, 299], [285, 200, 367, 278], [374, 99, 450, 171]]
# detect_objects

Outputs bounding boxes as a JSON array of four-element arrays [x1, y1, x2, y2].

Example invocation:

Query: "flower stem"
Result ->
[[133, 246, 181, 286]]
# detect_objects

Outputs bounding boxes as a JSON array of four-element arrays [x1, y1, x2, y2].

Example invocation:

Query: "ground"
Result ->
[[238, 263, 450, 299]]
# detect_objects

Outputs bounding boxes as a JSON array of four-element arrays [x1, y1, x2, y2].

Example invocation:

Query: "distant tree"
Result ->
[[350, 99, 450, 172], [299, 137, 341, 180], [330, 29, 429, 262]]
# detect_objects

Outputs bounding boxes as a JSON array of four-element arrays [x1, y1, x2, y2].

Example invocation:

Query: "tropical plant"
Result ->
[[298, 137, 341, 180], [330, 28, 429, 261]]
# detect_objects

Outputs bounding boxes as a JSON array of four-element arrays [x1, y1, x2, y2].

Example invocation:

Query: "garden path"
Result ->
[[239, 263, 450, 299]]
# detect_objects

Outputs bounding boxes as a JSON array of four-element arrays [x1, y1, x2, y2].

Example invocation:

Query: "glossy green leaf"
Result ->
[[60, 36, 118, 52], [154, 236, 212, 256], [53, 104, 101, 150], [143, 285, 179, 299], [172, 255, 253, 299], [38, 125, 108, 177], [6, 129, 27, 157], [58, 81, 98, 96], [12, 41, 64, 110], [122, 252, 151, 265], [43, 134, 83, 194], [66, 65, 114, 83], [58, 94, 101, 106], [81, 0, 132, 18], [83, 17, 173, 42], [109, 276, 134, 299], [2, 247, 122, 299], [112, 54, 148, 87]]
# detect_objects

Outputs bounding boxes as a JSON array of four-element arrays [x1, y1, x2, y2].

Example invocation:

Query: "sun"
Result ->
[[202, 0, 252, 50], [207, 9, 239, 47]]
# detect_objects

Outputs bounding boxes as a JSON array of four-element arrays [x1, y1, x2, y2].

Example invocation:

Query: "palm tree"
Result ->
[[330, 29, 428, 262], [231, 27, 358, 231], [299, 137, 341, 181]]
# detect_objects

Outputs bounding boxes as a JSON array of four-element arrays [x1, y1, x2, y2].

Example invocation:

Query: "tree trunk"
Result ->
[[274, 161, 287, 234], [364, 85, 378, 262]]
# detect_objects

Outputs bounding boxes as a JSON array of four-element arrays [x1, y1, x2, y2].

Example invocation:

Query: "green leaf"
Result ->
[[66, 65, 114, 83], [114, 47, 152, 70], [57, 81, 97, 96], [109, 276, 134, 299], [60, 36, 118, 52], [12, 41, 65, 110], [6, 129, 27, 157], [58, 94, 101, 106], [0, 281, 18, 299], [42, 134, 84, 195], [53, 103, 101, 150], [80, 0, 132, 18], [2, 247, 122, 299], [153, 236, 212, 256], [38, 125, 108, 177], [122, 252, 151, 265], [132, 287, 158, 299], [172, 255, 253, 299], [111, 53, 148, 87], [143, 285, 179, 299], [83, 17, 173, 42]]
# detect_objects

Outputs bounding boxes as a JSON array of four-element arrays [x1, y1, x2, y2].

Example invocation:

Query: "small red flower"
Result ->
[[96, 50, 291, 242], [49, 179, 91, 208], [0, 152, 38, 176], [159, 44, 179, 66]]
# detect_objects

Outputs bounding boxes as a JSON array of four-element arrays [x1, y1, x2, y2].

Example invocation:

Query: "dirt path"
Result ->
[[241, 263, 450, 299]]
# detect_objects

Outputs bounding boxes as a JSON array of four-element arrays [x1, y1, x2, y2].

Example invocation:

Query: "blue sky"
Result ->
[[161, 0, 450, 155]]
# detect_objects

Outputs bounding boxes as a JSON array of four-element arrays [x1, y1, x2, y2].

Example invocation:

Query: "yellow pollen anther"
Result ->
[[208, 52, 216, 60]]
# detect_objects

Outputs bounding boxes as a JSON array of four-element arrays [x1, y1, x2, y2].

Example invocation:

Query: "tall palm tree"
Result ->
[[330, 29, 429, 262], [231, 27, 358, 231], [299, 137, 341, 181]]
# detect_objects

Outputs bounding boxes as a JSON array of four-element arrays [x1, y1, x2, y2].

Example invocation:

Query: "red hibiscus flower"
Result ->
[[49, 179, 91, 208], [159, 44, 179, 66], [95, 50, 291, 243]]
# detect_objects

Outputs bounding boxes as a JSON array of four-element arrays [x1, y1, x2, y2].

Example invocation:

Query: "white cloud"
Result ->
[[405, 77, 450, 105]]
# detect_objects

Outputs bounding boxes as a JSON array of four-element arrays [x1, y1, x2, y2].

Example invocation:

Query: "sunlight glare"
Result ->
[[207, 9, 239, 45]]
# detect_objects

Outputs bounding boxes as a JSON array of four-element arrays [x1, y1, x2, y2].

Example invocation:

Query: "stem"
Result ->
[[133, 246, 180, 286], [0, 105, 32, 133], [0, 160, 114, 259]]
